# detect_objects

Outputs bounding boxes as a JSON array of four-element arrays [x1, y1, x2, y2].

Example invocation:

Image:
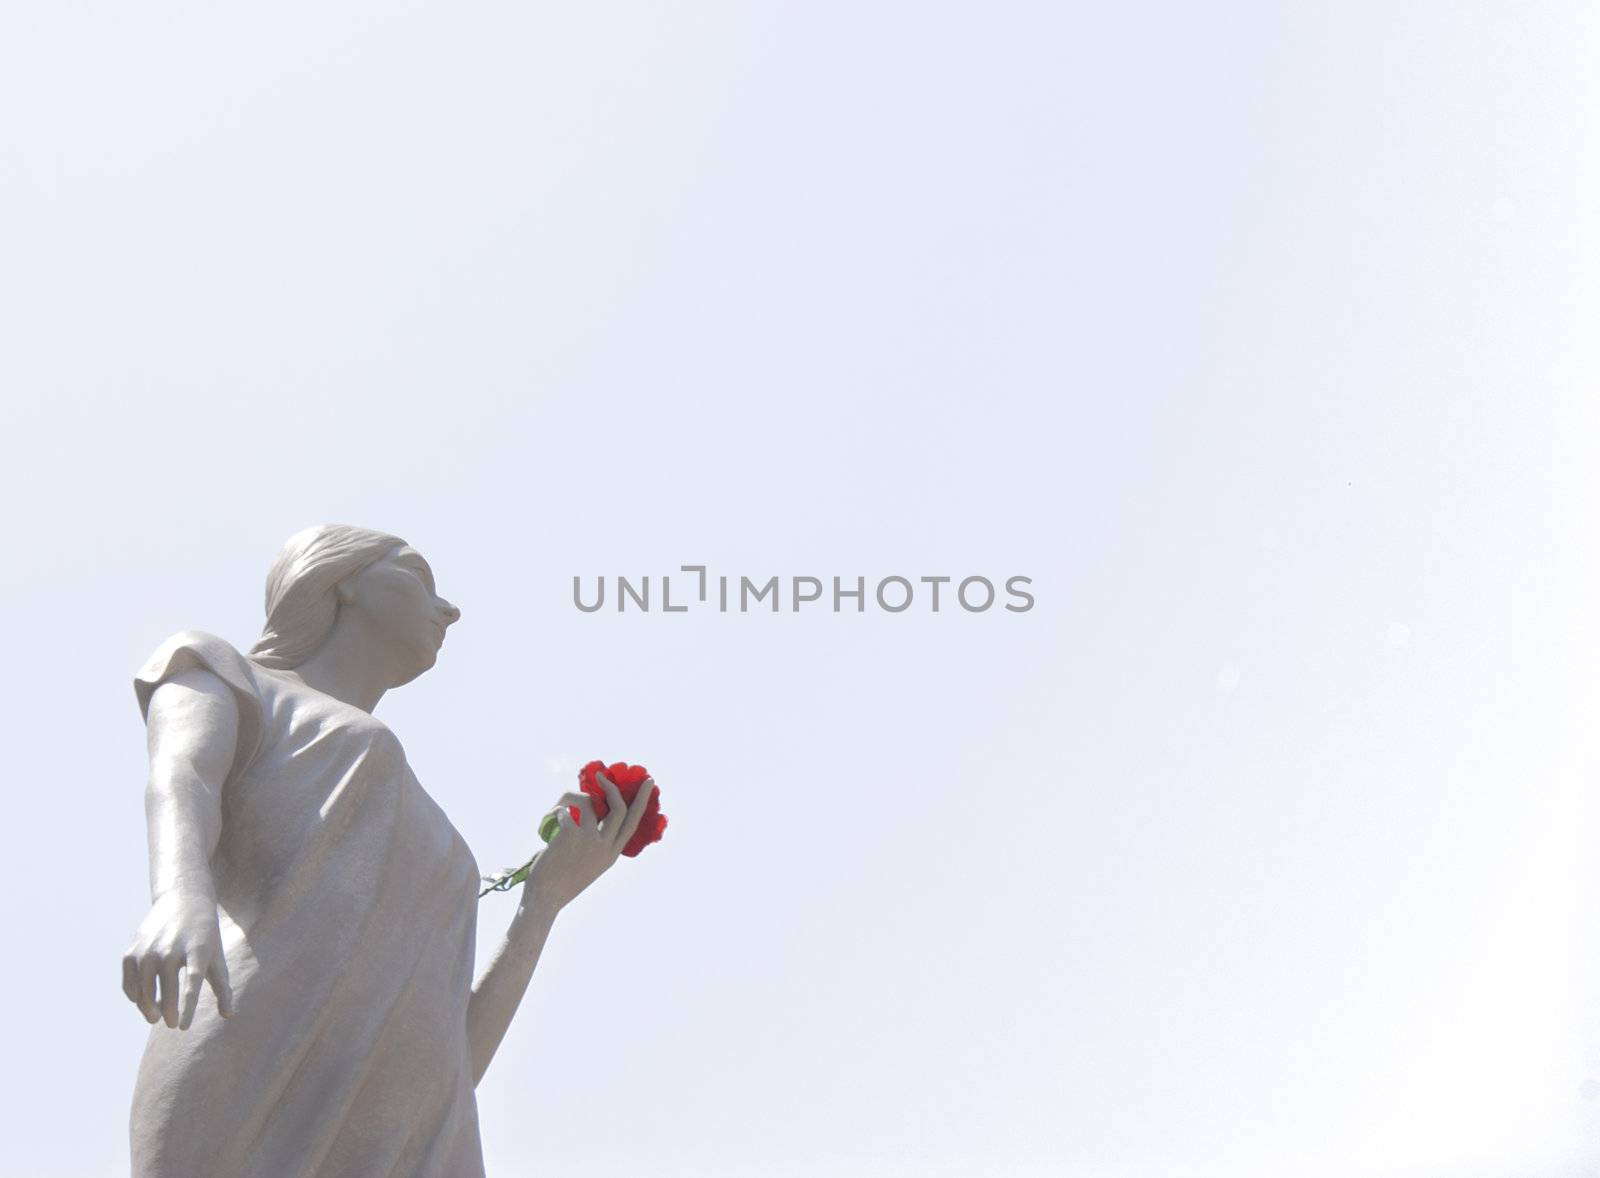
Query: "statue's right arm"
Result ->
[[121, 667, 239, 1030]]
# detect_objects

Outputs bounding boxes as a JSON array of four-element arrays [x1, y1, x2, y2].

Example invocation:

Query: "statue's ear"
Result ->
[[334, 579, 356, 606]]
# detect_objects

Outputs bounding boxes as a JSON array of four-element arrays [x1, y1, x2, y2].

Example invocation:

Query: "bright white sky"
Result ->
[[2, 4, 1598, 1176]]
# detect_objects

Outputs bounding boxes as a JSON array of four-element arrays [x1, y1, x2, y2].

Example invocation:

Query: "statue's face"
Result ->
[[342, 545, 460, 683]]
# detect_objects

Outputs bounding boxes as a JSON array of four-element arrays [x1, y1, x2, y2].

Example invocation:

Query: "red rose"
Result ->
[[576, 760, 668, 857]]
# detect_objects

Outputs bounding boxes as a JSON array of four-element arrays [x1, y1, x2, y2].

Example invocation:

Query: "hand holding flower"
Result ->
[[523, 770, 658, 912], [480, 761, 668, 898]]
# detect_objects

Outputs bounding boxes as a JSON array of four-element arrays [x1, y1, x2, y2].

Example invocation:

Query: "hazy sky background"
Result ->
[[2, 3, 1598, 1175]]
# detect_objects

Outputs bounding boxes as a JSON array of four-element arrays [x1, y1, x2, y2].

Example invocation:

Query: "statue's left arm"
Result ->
[[466, 773, 657, 1084]]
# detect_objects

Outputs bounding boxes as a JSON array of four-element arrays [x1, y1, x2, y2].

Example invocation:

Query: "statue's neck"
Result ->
[[281, 620, 393, 713]]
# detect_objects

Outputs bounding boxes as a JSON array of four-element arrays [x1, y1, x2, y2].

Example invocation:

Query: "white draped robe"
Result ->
[[130, 631, 486, 1178]]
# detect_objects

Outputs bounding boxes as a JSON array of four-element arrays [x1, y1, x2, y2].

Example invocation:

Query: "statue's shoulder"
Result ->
[[134, 630, 263, 721], [133, 630, 270, 774]]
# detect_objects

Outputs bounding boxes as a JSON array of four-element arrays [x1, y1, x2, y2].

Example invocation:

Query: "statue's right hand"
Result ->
[[121, 890, 234, 1029]]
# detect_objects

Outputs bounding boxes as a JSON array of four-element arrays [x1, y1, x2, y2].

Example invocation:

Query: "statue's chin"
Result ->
[[392, 645, 439, 688]]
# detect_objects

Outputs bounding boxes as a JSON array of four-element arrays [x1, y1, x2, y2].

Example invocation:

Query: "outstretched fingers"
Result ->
[[137, 954, 161, 1024], [179, 954, 206, 1030], [596, 773, 627, 844], [209, 956, 235, 1019], [615, 778, 656, 851], [159, 954, 183, 1028], [123, 952, 158, 1024]]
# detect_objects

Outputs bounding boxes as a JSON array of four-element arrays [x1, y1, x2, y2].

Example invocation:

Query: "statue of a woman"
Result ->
[[119, 524, 656, 1177]]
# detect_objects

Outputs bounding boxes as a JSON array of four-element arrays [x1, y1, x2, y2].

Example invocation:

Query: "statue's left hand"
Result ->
[[526, 772, 657, 912]]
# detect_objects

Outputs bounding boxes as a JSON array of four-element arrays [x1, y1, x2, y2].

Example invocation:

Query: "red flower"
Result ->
[[577, 760, 668, 857]]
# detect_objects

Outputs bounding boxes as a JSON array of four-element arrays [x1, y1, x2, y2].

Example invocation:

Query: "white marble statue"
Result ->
[[120, 524, 657, 1177]]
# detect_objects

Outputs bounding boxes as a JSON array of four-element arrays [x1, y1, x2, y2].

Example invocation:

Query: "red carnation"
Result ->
[[577, 760, 668, 857]]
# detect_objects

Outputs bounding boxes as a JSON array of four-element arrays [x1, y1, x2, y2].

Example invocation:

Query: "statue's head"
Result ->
[[248, 524, 460, 683]]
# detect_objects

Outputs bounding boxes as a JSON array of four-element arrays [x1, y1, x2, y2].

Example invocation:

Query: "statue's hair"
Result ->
[[248, 524, 406, 669]]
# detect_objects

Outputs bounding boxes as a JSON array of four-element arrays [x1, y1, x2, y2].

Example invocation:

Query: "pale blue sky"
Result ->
[[1, 3, 1597, 1175]]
